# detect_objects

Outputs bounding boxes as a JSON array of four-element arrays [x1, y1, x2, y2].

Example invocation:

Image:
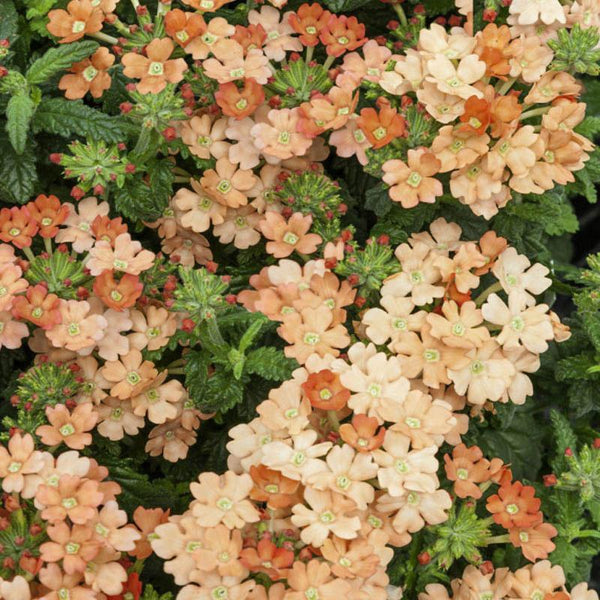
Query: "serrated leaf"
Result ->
[[184, 349, 211, 406], [324, 0, 374, 10], [203, 369, 245, 413], [5, 94, 35, 154], [26, 40, 99, 84], [0, 135, 38, 202], [140, 584, 174, 600], [245, 347, 297, 381], [0, 0, 18, 41], [550, 410, 579, 472], [365, 182, 392, 217], [32, 97, 128, 143]]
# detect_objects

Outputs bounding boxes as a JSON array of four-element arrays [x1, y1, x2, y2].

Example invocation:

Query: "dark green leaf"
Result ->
[[0, 135, 38, 203], [0, 0, 18, 41], [32, 97, 129, 143], [26, 40, 99, 84], [245, 347, 297, 381], [5, 93, 35, 154]]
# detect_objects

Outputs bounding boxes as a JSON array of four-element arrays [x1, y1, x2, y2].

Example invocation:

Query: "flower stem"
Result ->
[[323, 55, 335, 71], [495, 77, 516, 95], [305, 45, 314, 64], [520, 106, 550, 121], [327, 410, 340, 432], [88, 31, 120, 45], [393, 3, 408, 28], [484, 534, 511, 545], [474, 281, 503, 307], [44, 237, 52, 256], [23, 246, 35, 263]]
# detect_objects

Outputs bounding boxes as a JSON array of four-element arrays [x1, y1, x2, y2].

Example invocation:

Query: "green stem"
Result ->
[[574, 530, 600, 540], [495, 77, 516, 95], [168, 368, 186, 375], [305, 45, 314, 64], [327, 410, 340, 432], [393, 3, 408, 27], [174, 176, 191, 183], [404, 531, 423, 594], [520, 106, 550, 121], [474, 281, 503, 307], [485, 534, 511, 545], [323, 55, 335, 71], [22, 246, 35, 263], [43, 237, 52, 256], [88, 31, 120, 45]]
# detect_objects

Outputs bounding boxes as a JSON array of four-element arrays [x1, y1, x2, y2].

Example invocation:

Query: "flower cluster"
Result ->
[[0, 430, 168, 599], [419, 561, 598, 600], [0, 196, 210, 464]]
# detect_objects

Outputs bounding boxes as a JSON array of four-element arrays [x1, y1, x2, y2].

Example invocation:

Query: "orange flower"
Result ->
[[0, 206, 38, 248], [444, 444, 492, 499], [233, 24, 267, 53], [131, 506, 171, 560], [39, 522, 100, 574], [509, 521, 557, 562], [164, 9, 206, 48], [475, 23, 511, 79], [47, 0, 103, 43], [486, 481, 542, 529], [260, 212, 322, 258], [26, 195, 70, 238], [459, 96, 491, 135], [93, 271, 143, 311], [356, 105, 406, 149], [299, 87, 358, 138], [201, 157, 257, 209], [12, 284, 62, 329], [320, 14, 367, 57], [121, 38, 188, 94], [382, 148, 443, 208], [249, 465, 301, 509], [58, 47, 114, 99], [181, 0, 232, 10], [90, 215, 128, 245], [240, 538, 294, 581], [215, 79, 265, 120], [490, 94, 522, 138], [301, 369, 350, 410], [339, 414, 386, 453], [289, 3, 332, 47], [36, 403, 98, 450]]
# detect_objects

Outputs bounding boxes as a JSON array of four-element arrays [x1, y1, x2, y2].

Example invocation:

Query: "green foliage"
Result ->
[[0, 0, 19, 41], [5, 93, 35, 154], [268, 58, 332, 108], [548, 25, 600, 76], [323, 0, 373, 12], [25, 40, 99, 84], [26, 249, 90, 297], [140, 585, 174, 600], [0, 134, 38, 202]]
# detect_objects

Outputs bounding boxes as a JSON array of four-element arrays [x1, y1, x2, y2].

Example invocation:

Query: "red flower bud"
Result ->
[[182, 319, 195, 332], [543, 474, 557, 487], [120, 102, 133, 114], [480, 561, 494, 575], [70, 186, 85, 200], [205, 261, 218, 273], [49, 153, 63, 164], [417, 552, 431, 565], [162, 127, 177, 141]]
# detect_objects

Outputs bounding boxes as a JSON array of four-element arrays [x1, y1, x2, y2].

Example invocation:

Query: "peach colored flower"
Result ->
[[260, 211, 322, 258], [180, 115, 229, 160], [386, 390, 456, 449], [146, 419, 197, 462], [100, 349, 158, 400], [131, 506, 170, 560], [248, 464, 300, 509], [201, 157, 258, 208], [36, 404, 98, 450], [286, 560, 351, 600], [47, 0, 103, 43], [508, 36, 553, 83], [36, 474, 103, 524], [362, 297, 425, 347], [417, 81, 465, 124], [0, 433, 46, 493], [444, 444, 492, 499], [161, 229, 213, 267], [309, 443, 377, 509], [240, 536, 292, 580], [45, 300, 107, 353], [339, 414, 386, 453], [278, 305, 349, 363], [40, 522, 100, 574], [525, 71, 582, 104], [185, 16, 235, 59], [203, 39, 271, 84], [509, 521, 557, 562], [427, 300, 490, 349], [248, 5, 302, 61], [509, 561, 566, 598], [0, 311, 28, 349], [131, 372, 184, 424], [56, 197, 109, 253], [129, 306, 177, 351], [431, 126, 490, 173], [87, 233, 155, 276], [252, 108, 313, 160], [321, 536, 381, 580], [213, 206, 262, 249], [92, 500, 141, 552], [374, 431, 438, 497], [96, 397, 145, 440], [256, 379, 311, 435], [426, 54, 486, 99], [174, 179, 227, 233], [38, 563, 94, 600], [487, 481, 542, 529], [0, 264, 27, 311], [291, 488, 361, 546], [509, 0, 566, 25], [190, 471, 260, 528], [59, 46, 114, 99], [121, 38, 188, 94]]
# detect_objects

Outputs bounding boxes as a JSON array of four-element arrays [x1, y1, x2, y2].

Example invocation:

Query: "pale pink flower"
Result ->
[[508, 36, 553, 83], [174, 179, 227, 233], [161, 229, 213, 267], [95, 307, 131, 361], [180, 115, 229, 160], [93, 500, 141, 551], [186, 17, 235, 60], [329, 115, 372, 166], [450, 159, 503, 208], [447, 339, 516, 404], [247, 6, 301, 61], [509, 561, 565, 598], [492, 248, 551, 306], [426, 300, 490, 349], [291, 488, 361, 546], [190, 471, 260, 528], [129, 306, 177, 352], [308, 444, 377, 509], [0, 264, 27, 311], [56, 197, 109, 253], [374, 431, 439, 497], [418, 23, 476, 59], [96, 397, 145, 440], [260, 429, 331, 481], [226, 115, 264, 170], [203, 40, 271, 84], [256, 379, 311, 435], [131, 372, 185, 424], [362, 296, 426, 347], [482, 292, 553, 353], [213, 206, 262, 249], [339, 39, 392, 85], [503, 347, 540, 405], [487, 126, 539, 178], [410, 218, 463, 253], [226, 419, 287, 472], [87, 233, 155, 276], [417, 81, 465, 124], [286, 560, 351, 600], [380, 50, 424, 96], [431, 126, 490, 172], [0, 433, 46, 493], [509, 0, 566, 25], [83, 549, 128, 595], [426, 54, 486, 99], [0, 311, 28, 349], [46, 300, 107, 353], [251, 109, 312, 160], [0, 576, 31, 600]]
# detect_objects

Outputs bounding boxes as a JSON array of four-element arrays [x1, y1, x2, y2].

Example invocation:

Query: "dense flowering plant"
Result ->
[[0, 0, 600, 598]]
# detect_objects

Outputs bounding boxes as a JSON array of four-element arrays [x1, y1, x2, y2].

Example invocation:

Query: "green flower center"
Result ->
[[303, 332, 320, 346], [211, 586, 228, 600], [405, 417, 420, 429], [217, 497, 233, 511], [7, 461, 21, 473], [62, 497, 78, 509], [283, 232, 299, 245], [264, 484, 279, 494], [452, 322, 465, 336], [319, 510, 335, 523], [67, 322, 80, 336], [65, 542, 80, 554], [511, 316, 524, 332], [127, 371, 141, 385], [394, 459, 409, 473], [292, 451, 306, 466], [336, 474, 351, 489], [278, 131, 291, 144], [176, 30, 189, 43], [217, 179, 232, 194], [148, 62, 164, 76], [392, 318, 407, 330], [470, 360, 485, 375], [59, 424, 75, 437], [506, 503, 519, 514], [31, 307, 43, 318], [424, 349, 440, 362], [456, 468, 469, 480], [407, 172, 422, 188], [367, 383, 382, 397], [72, 20, 86, 33], [284, 408, 299, 419], [372, 127, 387, 140], [83, 66, 98, 82]]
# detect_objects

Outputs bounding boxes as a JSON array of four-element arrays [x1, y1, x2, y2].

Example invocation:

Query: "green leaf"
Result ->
[[32, 98, 128, 143], [202, 368, 245, 413], [238, 314, 268, 353], [323, 0, 373, 12], [365, 182, 392, 217], [184, 349, 211, 407], [0, 134, 38, 202], [245, 347, 297, 381], [140, 585, 174, 600], [0, 0, 18, 41], [26, 40, 99, 84], [550, 409, 578, 472], [5, 94, 35, 154]]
